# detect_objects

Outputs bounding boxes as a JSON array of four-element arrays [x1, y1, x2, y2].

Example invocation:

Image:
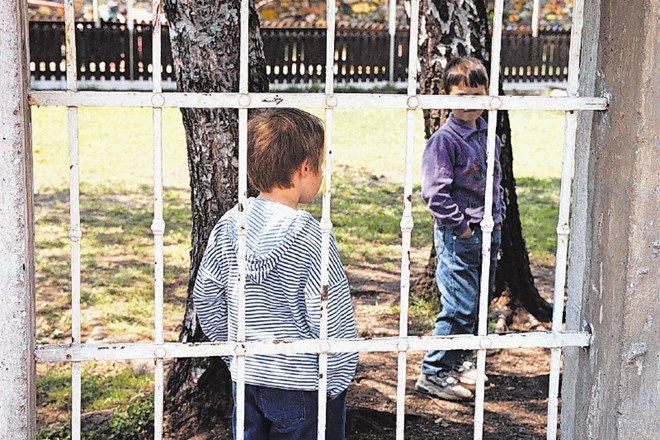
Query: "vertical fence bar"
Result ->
[[473, 1, 505, 438], [127, 0, 135, 81], [150, 1, 165, 439], [64, 2, 82, 439], [395, 0, 420, 438], [235, 1, 251, 439], [317, 1, 337, 438], [388, 0, 396, 82], [0, 0, 35, 438], [532, 0, 541, 38], [547, 0, 585, 438]]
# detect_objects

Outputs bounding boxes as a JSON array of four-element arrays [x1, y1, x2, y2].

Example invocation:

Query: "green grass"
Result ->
[[31, 105, 565, 430], [37, 364, 152, 412], [37, 363, 154, 439]]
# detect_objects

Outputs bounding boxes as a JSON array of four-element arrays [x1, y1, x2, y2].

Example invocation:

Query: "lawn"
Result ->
[[31, 105, 565, 438]]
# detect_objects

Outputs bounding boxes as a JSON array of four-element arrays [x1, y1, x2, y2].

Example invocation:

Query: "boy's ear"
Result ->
[[440, 89, 447, 95], [300, 159, 310, 175]]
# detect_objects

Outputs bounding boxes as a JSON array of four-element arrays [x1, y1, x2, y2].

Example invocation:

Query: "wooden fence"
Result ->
[[29, 21, 570, 86]]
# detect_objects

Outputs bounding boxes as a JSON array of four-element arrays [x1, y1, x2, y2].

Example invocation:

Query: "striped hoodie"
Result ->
[[192, 197, 358, 397]]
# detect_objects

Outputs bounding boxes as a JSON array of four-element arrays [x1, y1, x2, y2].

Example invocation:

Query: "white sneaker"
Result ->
[[415, 372, 473, 401], [453, 361, 489, 385]]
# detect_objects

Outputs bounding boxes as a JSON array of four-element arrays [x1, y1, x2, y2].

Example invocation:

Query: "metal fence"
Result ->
[[24, 0, 605, 439], [29, 20, 570, 86]]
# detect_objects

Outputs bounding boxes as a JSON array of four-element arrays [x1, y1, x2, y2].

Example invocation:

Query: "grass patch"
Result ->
[[37, 363, 153, 439], [516, 177, 561, 265], [306, 166, 433, 271], [34, 184, 191, 345]]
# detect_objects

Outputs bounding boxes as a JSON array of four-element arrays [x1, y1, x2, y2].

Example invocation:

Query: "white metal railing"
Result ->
[[150, 2, 165, 440], [30, 91, 606, 110], [29, 0, 601, 439], [547, 0, 587, 436], [316, 0, 338, 435], [234, 0, 250, 437], [473, 0, 506, 435], [63, 2, 82, 439]]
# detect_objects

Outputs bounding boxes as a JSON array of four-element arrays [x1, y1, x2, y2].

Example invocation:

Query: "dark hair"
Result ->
[[442, 56, 489, 93], [247, 108, 325, 192]]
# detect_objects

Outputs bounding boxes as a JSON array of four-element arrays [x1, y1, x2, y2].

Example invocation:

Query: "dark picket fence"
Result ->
[[29, 21, 570, 86]]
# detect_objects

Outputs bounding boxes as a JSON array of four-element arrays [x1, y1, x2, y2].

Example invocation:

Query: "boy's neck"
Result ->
[[257, 188, 299, 210], [452, 113, 479, 129]]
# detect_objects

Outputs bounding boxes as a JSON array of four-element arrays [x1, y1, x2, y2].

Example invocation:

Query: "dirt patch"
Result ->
[[343, 255, 557, 439]]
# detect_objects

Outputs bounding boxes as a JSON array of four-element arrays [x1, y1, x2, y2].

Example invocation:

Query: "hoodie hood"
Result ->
[[219, 197, 316, 284]]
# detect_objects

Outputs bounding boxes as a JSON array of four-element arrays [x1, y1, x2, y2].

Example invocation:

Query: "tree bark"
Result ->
[[162, 1, 268, 437], [414, 0, 552, 321]]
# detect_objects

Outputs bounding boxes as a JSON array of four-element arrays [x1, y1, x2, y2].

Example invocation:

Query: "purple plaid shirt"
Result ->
[[421, 114, 506, 234]]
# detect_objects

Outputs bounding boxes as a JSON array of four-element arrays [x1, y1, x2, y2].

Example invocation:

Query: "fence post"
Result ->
[[563, 0, 660, 438], [0, 1, 36, 439]]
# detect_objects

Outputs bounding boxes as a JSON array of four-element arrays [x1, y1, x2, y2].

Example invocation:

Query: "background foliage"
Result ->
[[29, 0, 574, 30]]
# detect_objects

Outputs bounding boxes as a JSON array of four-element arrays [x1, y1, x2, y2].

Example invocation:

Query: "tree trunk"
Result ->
[[414, 0, 552, 321], [162, 1, 268, 437]]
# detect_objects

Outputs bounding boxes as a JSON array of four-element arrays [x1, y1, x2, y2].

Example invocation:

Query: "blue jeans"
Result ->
[[421, 222, 501, 375], [232, 382, 348, 440]]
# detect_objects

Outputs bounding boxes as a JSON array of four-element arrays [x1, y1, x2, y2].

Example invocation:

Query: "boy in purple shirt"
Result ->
[[415, 56, 506, 401]]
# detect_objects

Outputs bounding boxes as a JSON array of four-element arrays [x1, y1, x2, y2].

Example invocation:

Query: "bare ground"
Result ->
[[343, 253, 557, 440]]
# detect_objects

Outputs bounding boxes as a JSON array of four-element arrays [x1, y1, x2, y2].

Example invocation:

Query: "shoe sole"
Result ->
[[414, 382, 473, 401], [457, 375, 489, 386]]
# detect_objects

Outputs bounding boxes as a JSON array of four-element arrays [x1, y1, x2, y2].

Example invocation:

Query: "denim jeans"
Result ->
[[421, 222, 501, 376], [232, 382, 348, 440]]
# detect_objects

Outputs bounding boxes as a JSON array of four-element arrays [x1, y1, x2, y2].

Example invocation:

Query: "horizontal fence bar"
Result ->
[[29, 91, 608, 111], [36, 331, 591, 363]]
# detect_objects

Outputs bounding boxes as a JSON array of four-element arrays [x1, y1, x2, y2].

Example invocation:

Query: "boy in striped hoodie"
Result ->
[[193, 108, 358, 440]]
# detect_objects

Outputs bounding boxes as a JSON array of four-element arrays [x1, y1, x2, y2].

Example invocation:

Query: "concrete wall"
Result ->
[[0, 1, 36, 439], [562, 0, 659, 438]]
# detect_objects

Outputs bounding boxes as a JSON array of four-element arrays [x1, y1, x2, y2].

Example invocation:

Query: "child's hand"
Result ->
[[458, 227, 473, 238]]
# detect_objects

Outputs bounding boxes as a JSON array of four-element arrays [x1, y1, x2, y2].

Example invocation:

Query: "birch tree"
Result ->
[[162, 1, 268, 436]]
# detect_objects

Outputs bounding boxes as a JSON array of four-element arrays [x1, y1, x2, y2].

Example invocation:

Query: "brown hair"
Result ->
[[247, 108, 325, 192], [442, 56, 489, 93]]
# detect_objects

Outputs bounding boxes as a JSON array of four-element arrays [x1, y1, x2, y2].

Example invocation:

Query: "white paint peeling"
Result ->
[[643, 314, 653, 331], [624, 342, 647, 364], [651, 240, 660, 258], [28, 91, 608, 111], [586, 372, 602, 438], [34, 332, 591, 363], [0, 1, 35, 438]]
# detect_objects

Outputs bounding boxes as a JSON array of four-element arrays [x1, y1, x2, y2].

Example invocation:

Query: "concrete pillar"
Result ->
[[0, 1, 36, 439], [562, 0, 660, 439]]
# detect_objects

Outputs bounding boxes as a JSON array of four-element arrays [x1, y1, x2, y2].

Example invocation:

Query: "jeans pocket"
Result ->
[[260, 387, 308, 429], [454, 233, 481, 267], [434, 226, 446, 256]]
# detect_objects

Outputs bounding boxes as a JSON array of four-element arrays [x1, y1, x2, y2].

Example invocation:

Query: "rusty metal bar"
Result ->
[[63, 1, 82, 439], [234, 1, 251, 438], [395, 0, 421, 437], [547, 0, 587, 437], [150, 2, 165, 439], [29, 91, 609, 111], [35, 331, 592, 363], [473, 0, 506, 437], [316, 0, 338, 435]]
